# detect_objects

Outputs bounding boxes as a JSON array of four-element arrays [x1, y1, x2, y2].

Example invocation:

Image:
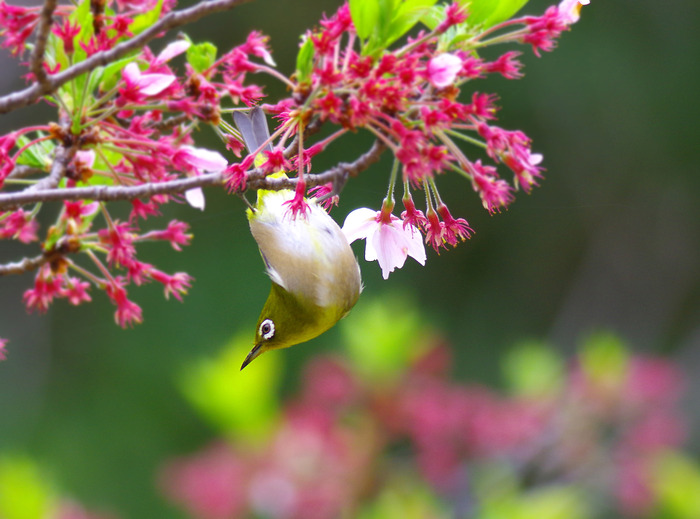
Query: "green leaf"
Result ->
[[180, 333, 281, 442], [578, 331, 629, 388], [98, 56, 136, 93], [15, 135, 53, 169], [295, 36, 314, 85], [386, 0, 438, 46], [502, 340, 565, 398], [479, 482, 590, 519], [130, 0, 163, 36], [186, 41, 218, 74], [69, 0, 94, 66], [462, 0, 530, 29], [341, 294, 427, 381], [420, 5, 446, 30], [651, 451, 700, 519], [0, 457, 55, 519], [349, 0, 381, 41], [358, 476, 449, 519]]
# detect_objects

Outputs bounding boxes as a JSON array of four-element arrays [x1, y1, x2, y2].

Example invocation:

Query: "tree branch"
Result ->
[[0, 252, 51, 276], [0, 140, 386, 210], [0, 0, 253, 114], [29, 0, 58, 90], [7, 165, 46, 180], [25, 143, 75, 193]]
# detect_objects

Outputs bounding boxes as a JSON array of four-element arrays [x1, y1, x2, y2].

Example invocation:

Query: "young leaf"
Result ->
[[186, 42, 218, 73], [179, 333, 281, 441], [383, 0, 438, 49], [349, 0, 381, 41], [295, 36, 314, 85], [463, 0, 530, 29], [15, 135, 52, 169], [130, 0, 164, 36], [99, 56, 136, 93]]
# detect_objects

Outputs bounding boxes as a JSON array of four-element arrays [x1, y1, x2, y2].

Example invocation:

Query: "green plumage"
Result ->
[[234, 108, 362, 370]]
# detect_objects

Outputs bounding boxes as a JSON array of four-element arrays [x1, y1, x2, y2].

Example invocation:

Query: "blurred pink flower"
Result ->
[[160, 443, 248, 519]]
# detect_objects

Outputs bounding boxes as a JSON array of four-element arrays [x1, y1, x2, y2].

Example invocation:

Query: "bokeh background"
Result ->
[[1, 0, 699, 518]]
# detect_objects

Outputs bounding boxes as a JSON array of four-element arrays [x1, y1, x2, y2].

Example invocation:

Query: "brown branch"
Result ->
[[26, 144, 75, 193], [147, 113, 190, 134], [29, 0, 58, 89], [0, 252, 51, 276], [0, 0, 253, 114], [0, 140, 385, 210]]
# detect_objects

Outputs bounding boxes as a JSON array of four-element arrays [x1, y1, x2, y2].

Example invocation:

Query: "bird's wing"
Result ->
[[233, 106, 272, 154]]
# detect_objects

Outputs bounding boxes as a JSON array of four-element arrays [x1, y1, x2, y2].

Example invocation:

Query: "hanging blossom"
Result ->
[[342, 204, 426, 279]]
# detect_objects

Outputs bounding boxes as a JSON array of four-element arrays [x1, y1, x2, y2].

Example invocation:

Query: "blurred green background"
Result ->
[[1, 0, 699, 517]]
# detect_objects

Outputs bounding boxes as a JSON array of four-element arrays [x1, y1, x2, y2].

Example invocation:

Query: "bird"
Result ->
[[233, 107, 362, 370]]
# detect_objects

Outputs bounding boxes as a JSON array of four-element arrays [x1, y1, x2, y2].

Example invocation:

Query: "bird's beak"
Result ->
[[240, 343, 264, 371]]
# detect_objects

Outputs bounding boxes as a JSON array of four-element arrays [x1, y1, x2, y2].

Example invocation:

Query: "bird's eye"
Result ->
[[259, 318, 275, 340]]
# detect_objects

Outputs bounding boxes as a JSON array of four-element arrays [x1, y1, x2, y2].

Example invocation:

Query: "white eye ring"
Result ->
[[259, 318, 275, 340]]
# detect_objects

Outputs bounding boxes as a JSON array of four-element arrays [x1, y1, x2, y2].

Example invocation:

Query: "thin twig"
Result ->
[[147, 113, 190, 134], [0, 0, 253, 114], [29, 0, 58, 89], [25, 144, 75, 192], [0, 140, 386, 210], [0, 252, 51, 276], [7, 165, 46, 180]]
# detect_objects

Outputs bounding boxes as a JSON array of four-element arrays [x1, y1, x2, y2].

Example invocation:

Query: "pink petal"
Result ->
[[373, 225, 409, 279], [137, 72, 176, 96], [122, 62, 141, 85], [155, 40, 191, 65], [74, 149, 95, 168], [428, 53, 463, 88], [180, 146, 228, 172]]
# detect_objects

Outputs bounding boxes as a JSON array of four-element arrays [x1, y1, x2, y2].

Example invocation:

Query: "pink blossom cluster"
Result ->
[[249, 0, 587, 247], [0, 0, 278, 334], [0, 0, 590, 350], [159, 339, 687, 519]]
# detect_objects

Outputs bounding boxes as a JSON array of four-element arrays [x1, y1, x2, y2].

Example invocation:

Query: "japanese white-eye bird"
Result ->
[[234, 108, 362, 370]]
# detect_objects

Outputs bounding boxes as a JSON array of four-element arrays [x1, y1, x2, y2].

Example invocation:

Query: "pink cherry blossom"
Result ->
[[119, 62, 176, 104], [427, 53, 462, 88], [342, 207, 426, 279], [559, 0, 590, 24], [154, 39, 191, 66], [173, 146, 228, 173]]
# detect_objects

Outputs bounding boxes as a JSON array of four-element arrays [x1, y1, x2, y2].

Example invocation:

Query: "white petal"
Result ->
[[74, 149, 95, 168], [122, 62, 141, 84], [373, 225, 408, 279], [137, 73, 176, 96], [185, 187, 205, 211], [341, 208, 379, 244], [180, 146, 228, 172], [261, 49, 276, 67], [403, 224, 427, 265], [364, 234, 378, 262], [528, 152, 543, 166], [156, 40, 191, 65]]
